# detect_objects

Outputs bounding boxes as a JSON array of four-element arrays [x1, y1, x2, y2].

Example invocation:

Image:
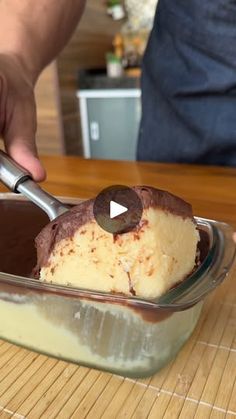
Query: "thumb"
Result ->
[[4, 95, 46, 182], [6, 142, 46, 182]]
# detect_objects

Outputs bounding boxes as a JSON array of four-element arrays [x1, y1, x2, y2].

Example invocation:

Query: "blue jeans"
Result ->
[[137, 0, 236, 166]]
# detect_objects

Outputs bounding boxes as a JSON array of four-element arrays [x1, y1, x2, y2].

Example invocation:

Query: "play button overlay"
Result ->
[[110, 201, 128, 219], [93, 185, 143, 234]]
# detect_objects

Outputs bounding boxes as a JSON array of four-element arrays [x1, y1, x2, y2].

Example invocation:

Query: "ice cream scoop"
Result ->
[[0, 150, 68, 220]]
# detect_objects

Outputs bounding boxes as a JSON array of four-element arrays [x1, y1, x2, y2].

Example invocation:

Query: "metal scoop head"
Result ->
[[0, 150, 69, 220]]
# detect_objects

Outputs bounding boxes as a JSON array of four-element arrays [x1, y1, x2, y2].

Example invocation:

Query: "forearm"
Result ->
[[0, 0, 86, 84]]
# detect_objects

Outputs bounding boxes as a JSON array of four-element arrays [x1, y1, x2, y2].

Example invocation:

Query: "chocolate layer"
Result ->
[[0, 200, 48, 277], [34, 186, 194, 274], [133, 187, 192, 218]]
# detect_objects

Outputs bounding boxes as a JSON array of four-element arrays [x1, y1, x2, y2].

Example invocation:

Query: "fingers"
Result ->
[[233, 232, 236, 244], [8, 144, 46, 182], [3, 93, 46, 182]]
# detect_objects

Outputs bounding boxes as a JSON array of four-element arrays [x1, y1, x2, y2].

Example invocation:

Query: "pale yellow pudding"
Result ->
[[35, 186, 199, 299]]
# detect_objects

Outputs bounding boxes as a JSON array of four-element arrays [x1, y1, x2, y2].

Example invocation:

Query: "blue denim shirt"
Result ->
[[137, 0, 236, 166]]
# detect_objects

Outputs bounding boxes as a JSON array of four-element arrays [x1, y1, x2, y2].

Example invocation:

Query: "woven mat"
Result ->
[[0, 264, 235, 419]]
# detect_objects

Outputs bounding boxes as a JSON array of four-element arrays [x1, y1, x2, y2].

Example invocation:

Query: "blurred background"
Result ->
[[35, 0, 158, 160]]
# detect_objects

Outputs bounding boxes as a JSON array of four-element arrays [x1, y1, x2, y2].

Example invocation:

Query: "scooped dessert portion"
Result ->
[[34, 186, 200, 299]]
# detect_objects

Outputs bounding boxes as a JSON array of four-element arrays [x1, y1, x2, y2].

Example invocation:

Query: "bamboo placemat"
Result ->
[[0, 265, 235, 419]]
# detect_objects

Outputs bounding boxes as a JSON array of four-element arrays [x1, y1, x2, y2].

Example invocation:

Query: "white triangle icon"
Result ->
[[110, 201, 128, 219]]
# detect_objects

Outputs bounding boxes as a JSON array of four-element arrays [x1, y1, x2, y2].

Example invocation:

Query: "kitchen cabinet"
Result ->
[[77, 89, 141, 160]]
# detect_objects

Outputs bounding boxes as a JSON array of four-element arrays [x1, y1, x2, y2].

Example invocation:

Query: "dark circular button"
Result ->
[[93, 185, 143, 234]]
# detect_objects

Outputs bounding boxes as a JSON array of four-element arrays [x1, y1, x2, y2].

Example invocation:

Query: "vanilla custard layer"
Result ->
[[0, 297, 203, 376], [39, 208, 199, 298]]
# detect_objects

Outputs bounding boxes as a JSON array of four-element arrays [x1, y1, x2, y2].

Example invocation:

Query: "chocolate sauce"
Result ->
[[0, 200, 48, 277]]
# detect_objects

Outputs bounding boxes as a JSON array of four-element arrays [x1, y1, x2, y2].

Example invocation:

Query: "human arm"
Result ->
[[0, 0, 86, 180]]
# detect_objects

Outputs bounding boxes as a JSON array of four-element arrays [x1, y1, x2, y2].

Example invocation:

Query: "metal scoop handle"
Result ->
[[0, 150, 69, 220]]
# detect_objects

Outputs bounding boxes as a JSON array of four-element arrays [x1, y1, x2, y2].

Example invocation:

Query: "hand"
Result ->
[[0, 54, 45, 181]]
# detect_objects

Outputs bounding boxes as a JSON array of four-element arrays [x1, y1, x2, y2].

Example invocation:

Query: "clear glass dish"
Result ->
[[0, 193, 235, 378]]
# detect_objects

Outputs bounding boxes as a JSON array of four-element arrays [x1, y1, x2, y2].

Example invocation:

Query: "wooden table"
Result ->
[[0, 156, 235, 419]]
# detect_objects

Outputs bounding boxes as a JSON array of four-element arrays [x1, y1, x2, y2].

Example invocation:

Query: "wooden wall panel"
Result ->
[[58, 1, 122, 81], [35, 63, 64, 156], [34, 1, 123, 157], [57, 0, 122, 155]]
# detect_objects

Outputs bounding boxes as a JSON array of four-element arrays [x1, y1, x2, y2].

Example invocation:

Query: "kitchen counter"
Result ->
[[78, 69, 140, 90], [0, 156, 235, 418]]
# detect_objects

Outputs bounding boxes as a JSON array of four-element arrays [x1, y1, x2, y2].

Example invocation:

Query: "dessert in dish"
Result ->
[[34, 186, 200, 299], [0, 195, 234, 378]]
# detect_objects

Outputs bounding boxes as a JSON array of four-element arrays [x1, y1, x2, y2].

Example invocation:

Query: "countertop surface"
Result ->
[[0, 156, 236, 418], [78, 70, 140, 90]]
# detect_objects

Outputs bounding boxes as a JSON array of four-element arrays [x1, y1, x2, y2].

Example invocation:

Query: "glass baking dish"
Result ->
[[0, 193, 235, 378]]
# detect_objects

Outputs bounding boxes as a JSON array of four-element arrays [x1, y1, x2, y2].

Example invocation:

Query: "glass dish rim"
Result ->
[[0, 192, 234, 312]]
